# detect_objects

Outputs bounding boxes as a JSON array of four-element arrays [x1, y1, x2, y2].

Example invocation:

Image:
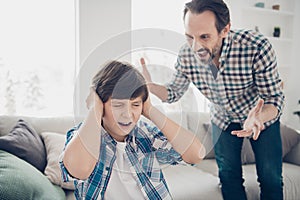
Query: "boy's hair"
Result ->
[[183, 0, 230, 33], [91, 60, 148, 103]]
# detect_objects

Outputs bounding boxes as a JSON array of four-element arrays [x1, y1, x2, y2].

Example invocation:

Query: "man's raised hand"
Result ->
[[231, 99, 265, 140], [140, 58, 152, 83]]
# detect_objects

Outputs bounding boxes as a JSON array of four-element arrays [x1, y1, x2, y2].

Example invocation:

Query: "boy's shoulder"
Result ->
[[136, 118, 164, 138], [136, 118, 156, 133]]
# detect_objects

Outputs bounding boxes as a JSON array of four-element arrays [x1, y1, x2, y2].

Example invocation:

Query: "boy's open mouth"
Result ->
[[118, 122, 132, 127]]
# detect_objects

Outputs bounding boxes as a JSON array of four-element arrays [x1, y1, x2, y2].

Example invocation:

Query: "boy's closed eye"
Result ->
[[112, 103, 123, 108], [132, 101, 142, 107], [111, 99, 143, 108]]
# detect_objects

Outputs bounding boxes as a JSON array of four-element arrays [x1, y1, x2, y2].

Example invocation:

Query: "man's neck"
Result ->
[[213, 55, 220, 68]]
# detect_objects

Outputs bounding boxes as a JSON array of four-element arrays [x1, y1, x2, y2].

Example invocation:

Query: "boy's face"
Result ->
[[102, 96, 143, 142]]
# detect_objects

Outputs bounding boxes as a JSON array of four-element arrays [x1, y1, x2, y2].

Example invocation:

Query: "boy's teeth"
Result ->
[[119, 122, 131, 126]]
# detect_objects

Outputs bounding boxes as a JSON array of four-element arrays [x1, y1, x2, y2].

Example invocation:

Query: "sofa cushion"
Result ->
[[41, 131, 75, 190], [163, 164, 222, 200], [0, 119, 47, 172], [0, 150, 65, 200], [281, 124, 300, 158], [241, 123, 300, 164], [284, 141, 300, 165], [242, 163, 300, 200], [202, 123, 216, 159], [186, 112, 215, 159]]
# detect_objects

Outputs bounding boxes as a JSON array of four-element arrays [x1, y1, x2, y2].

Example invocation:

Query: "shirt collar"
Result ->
[[219, 30, 232, 65], [101, 126, 138, 150]]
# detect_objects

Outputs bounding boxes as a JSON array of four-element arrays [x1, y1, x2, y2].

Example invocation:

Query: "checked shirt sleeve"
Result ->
[[165, 56, 191, 103], [59, 124, 82, 183], [253, 39, 285, 119], [142, 122, 183, 165]]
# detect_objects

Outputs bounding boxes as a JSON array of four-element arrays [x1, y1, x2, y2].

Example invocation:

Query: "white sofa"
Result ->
[[0, 112, 300, 200]]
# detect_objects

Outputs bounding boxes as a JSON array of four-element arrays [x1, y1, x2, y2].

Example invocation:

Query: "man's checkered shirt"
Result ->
[[166, 29, 284, 130]]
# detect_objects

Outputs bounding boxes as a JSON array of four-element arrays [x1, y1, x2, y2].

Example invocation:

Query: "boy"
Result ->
[[60, 60, 205, 200]]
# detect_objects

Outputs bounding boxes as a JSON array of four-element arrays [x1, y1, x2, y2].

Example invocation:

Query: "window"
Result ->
[[0, 0, 76, 116]]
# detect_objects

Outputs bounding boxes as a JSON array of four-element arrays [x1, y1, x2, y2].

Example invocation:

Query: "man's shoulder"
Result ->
[[178, 43, 193, 56], [230, 29, 270, 48], [176, 43, 199, 69]]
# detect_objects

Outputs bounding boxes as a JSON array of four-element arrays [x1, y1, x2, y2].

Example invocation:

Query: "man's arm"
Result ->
[[231, 99, 278, 140], [260, 103, 279, 123], [232, 38, 284, 140], [140, 57, 190, 103], [140, 58, 168, 101], [147, 83, 168, 102]]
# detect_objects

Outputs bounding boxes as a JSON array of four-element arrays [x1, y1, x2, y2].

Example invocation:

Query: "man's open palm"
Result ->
[[231, 99, 265, 140]]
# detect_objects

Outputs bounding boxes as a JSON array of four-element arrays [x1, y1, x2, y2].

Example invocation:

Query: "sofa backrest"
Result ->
[[1, 113, 299, 165], [0, 115, 81, 136]]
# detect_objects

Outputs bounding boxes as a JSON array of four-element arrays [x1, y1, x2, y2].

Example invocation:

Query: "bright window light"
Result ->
[[0, 0, 76, 117]]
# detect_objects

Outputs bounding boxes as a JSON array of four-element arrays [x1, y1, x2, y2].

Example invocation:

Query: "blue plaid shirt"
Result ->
[[60, 120, 183, 200], [166, 29, 284, 130]]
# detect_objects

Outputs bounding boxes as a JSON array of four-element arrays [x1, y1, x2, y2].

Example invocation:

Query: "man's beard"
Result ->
[[193, 48, 214, 66]]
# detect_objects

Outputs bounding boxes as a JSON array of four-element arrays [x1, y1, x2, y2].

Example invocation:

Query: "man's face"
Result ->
[[102, 97, 143, 142], [184, 10, 229, 65]]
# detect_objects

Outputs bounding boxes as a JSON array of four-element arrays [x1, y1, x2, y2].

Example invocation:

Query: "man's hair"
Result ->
[[183, 0, 230, 33], [91, 60, 148, 103]]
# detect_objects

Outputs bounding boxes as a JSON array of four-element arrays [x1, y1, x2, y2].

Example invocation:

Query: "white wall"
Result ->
[[75, 0, 131, 117], [285, 0, 300, 130]]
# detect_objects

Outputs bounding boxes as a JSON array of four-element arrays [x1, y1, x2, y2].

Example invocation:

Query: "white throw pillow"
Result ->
[[41, 131, 75, 190]]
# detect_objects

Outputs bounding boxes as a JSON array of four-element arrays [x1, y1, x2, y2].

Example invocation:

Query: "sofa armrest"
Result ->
[[283, 141, 300, 166]]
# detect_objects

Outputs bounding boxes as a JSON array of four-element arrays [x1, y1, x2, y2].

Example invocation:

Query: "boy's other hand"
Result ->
[[142, 96, 153, 120], [86, 87, 103, 114]]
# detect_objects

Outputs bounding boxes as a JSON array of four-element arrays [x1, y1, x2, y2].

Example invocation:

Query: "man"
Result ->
[[141, 0, 284, 199]]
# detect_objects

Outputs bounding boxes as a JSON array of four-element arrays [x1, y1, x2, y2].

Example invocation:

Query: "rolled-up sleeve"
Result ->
[[253, 40, 285, 118], [59, 124, 82, 183], [165, 57, 191, 103]]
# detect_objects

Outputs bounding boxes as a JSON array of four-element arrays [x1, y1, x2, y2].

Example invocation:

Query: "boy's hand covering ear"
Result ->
[[86, 87, 104, 121], [142, 96, 153, 120]]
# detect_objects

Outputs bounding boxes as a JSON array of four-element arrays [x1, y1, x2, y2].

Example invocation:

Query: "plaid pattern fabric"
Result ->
[[60, 120, 182, 200], [166, 29, 284, 130]]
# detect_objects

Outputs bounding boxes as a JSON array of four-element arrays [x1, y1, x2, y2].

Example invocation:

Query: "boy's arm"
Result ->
[[62, 90, 102, 180], [143, 98, 206, 164]]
